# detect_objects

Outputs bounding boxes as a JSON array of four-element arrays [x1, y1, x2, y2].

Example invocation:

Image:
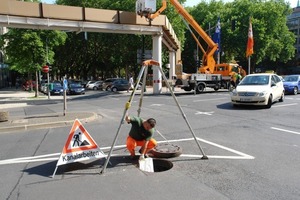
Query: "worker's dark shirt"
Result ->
[[129, 116, 154, 141]]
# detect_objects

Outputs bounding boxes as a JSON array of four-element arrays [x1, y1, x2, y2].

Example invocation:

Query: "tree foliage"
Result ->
[[0, 0, 296, 79], [183, 0, 295, 72], [1, 29, 66, 73]]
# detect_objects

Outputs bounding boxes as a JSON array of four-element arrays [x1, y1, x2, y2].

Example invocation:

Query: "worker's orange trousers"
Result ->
[[126, 136, 157, 156]]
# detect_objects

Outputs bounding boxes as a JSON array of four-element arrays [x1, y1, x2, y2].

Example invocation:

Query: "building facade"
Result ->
[[287, 1, 300, 60]]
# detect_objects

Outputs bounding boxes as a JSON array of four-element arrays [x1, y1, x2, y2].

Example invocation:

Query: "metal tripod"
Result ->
[[100, 60, 207, 174]]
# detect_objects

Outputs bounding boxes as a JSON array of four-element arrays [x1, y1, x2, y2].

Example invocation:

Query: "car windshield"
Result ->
[[70, 83, 82, 87], [239, 75, 270, 85], [283, 76, 298, 82]]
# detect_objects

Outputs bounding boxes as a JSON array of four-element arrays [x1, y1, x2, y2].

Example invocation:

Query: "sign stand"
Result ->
[[100, 59, 208, 174]]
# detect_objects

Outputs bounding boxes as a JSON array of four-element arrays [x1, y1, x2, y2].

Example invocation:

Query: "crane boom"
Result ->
[[136, 0, 247, 93], [147, 0, 218, 71]]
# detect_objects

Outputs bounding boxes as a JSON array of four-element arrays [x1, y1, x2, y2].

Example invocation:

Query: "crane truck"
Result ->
[[136, 0, 246, 93]]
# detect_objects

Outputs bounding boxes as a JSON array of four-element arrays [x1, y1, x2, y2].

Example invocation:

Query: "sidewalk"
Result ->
[[0, 86, 190, 133], [0, 88, 97, 133]]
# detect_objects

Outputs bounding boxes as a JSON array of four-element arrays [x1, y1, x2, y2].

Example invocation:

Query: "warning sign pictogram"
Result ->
[[55, 119, 106, 167]]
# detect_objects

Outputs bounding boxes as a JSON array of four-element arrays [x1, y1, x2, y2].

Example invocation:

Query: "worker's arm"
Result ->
[[139, 140, 149, 160], [141, 141, 149, 155]]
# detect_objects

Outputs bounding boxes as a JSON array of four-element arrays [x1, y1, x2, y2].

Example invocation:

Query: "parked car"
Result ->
[[110, 79, 129, 92], [230, 73, 285, 108], [22, 80, 36, 91], [85, 80, 95, 88], [86, 81, 103, 90], [49, 82, 63, 95], [283, 74, 300, 95], [102, 78, 122, 91], [42, 83, 50, 94], [39, 82, 47, 92], [67, 83, 85, 95]]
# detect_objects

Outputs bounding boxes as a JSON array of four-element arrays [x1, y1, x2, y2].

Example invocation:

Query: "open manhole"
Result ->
[[153, 159, 173, 172], [150, 143, 182, 158]]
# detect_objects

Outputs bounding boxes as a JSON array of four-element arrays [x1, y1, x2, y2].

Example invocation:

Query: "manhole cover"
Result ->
[[150, 143, 182, 158]]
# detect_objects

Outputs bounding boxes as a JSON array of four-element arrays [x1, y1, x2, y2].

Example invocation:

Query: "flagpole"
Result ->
[[248, 56, 251, 74], [246, 16, 254, 74]]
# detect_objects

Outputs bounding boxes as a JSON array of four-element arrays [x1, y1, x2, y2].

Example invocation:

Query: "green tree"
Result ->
[[184, 0, 295, 73], [1, 29, 66, 96]]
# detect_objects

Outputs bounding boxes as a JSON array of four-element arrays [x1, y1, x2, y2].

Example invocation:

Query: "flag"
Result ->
[[213, 17, 221, 53], [246, 18, 254, 57]]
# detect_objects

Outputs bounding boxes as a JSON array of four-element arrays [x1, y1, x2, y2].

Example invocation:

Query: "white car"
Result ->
[[230, 73, 285, 108]]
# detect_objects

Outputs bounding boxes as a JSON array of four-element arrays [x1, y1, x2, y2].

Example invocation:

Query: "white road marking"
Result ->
[[195, 111, 214, 116], [0, 137, 254, 165], [193, 97, 227, 102], [271, 127, 300, 135], [273, 103, 297, 108], [150, 104, 163, 106]]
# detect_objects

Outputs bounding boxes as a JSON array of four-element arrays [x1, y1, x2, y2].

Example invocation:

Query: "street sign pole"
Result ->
[[47, 72, 50, 99], [63, 77, 68, 116]]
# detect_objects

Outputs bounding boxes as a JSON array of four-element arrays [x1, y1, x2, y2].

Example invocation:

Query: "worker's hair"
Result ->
[[147, 118, 156, 128]]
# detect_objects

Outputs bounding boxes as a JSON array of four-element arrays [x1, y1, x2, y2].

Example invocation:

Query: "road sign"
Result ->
[[56, 119, 106, 166], [42, 65, 49, 73], [63, 79, 68, 90]]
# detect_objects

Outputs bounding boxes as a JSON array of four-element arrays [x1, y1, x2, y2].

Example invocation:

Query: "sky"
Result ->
[[42, 0, 298, 8]]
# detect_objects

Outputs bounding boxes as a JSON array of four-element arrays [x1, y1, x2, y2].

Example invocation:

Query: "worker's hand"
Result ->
[[125, 102, 131, 110], [139, 154, 145, 160]]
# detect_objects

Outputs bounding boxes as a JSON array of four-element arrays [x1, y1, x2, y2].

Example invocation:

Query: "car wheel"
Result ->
[[279, 92, 284, 102], [266, 95, 272, 108], [112, 87, 118, 92], [93, 86, 97, 90], [293, 87, 298, 95]]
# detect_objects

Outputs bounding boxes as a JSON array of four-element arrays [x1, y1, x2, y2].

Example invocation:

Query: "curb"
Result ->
[[0, 112, 99, 133]]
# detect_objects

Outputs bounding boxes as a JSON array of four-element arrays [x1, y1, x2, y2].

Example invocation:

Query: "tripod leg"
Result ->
[[157, 66, 208, 159], [137, 66, 148, 117], [100, 66, 147, 174]]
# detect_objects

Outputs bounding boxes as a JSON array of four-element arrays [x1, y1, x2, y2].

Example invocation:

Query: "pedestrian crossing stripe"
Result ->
[[56, 119, 106, 166]]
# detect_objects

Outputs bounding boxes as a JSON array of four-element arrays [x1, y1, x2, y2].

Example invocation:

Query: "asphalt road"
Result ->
[[0, 89, 300, 200]]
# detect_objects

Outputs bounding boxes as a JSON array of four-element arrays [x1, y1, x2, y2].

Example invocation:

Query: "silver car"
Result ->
[[230, 73, 285, 108], [86, 81, 103, 90]]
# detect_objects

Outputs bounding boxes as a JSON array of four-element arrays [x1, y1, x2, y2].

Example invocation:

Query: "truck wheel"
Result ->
[[214, 84, 220, 91], [196, 83, 205, 94]]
